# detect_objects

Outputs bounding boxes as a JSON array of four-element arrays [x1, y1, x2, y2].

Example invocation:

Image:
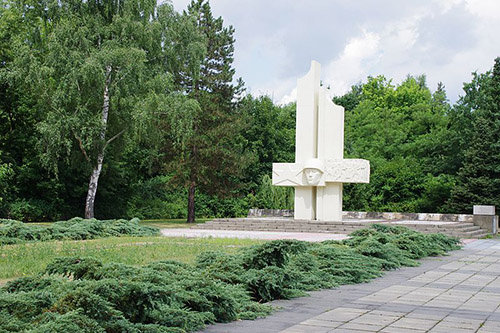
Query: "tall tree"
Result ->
[[0, 0, 77, 221], [332, 83, 363, 112], [342, 75, 455, 213], [166, 0, 245, 222], [447, 57, 500, 213], [237, 95, 295, 192], [33, 0, 156, 219], [5, 0, 201, 219]]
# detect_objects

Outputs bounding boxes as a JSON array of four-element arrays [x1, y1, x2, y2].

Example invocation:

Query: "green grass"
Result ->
[[0, 225, 462, 332], [0, 236, 263, 281]]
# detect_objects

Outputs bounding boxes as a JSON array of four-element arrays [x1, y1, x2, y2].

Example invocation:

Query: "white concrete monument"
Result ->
[[272, 61, 370, 221]]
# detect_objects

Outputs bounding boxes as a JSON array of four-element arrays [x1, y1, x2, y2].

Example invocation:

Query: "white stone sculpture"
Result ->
[[272, 61, 370, 221]]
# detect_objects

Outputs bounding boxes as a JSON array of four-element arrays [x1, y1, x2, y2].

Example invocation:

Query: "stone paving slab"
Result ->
[[160, 228, 349, 241], [201, 239, 500, 333]]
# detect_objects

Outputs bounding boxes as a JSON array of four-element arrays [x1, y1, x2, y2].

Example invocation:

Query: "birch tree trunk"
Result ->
[[85, 65, 112, 219]]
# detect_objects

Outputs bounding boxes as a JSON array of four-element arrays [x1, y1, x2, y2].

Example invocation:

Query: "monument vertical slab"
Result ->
[[272, 61, 370, 221], [294, 61, 320, 220], [316, 86, 344, 221]]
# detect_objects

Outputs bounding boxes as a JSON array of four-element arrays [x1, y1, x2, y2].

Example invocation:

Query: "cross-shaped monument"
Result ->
[[272, 61, 370, 221]]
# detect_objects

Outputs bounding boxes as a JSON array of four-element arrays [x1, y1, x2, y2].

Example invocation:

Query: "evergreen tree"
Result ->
[[166, 0, 245, 222], [447, 57, 500, 213]]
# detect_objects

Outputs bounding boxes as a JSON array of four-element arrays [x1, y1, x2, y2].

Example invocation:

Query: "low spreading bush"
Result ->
[[310, 243, 384, 284], [0, 257, 272, 332], [345, 223, 461, 264], [0, 218, 158, 245], [0, 224, 461, 332]]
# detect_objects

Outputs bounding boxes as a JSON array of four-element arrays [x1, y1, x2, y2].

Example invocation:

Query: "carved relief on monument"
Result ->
[[272, 159, 326, 187], [272, 159, 369, 187], [324, 159, 370, 183], [303, 158, 325, 185], [272, 163, 305, 186]]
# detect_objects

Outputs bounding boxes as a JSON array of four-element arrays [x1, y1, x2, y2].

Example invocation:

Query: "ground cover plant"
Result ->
[[0, 218, 158, 245], [0, 224, 461, 332]]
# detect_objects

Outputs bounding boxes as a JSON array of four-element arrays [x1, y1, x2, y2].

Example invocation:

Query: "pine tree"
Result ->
[[166, 0, 245, 222]]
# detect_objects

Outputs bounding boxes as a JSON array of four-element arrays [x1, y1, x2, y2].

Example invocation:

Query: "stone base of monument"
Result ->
[[192, 211, 491, 239]]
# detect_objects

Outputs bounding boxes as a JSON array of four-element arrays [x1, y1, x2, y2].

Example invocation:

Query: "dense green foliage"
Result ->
[[0, 225, 460, 332], [0, 0, 498, 220], [0, 218, 158, 245], [329, 65, 500, 214], [337, 75, 458, 213], [447, 58, 500, 212]]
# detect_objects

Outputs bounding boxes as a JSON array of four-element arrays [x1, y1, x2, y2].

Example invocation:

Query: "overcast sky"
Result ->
[[169, 0, 500, 104]]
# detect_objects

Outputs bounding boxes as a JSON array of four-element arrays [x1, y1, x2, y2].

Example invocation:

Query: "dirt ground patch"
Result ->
[[0, 278, 14, 287]]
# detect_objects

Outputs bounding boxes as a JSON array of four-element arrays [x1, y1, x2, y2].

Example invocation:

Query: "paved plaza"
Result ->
[[160, 228, 350, 242], [202, 239, 500, 333]]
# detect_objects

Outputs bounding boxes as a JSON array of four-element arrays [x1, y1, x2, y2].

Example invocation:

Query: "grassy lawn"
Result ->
[[0, 236, 263, 282]]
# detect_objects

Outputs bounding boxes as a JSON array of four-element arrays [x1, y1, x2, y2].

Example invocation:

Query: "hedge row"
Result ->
[[0, 218, 159, 245], [0, 224, 461, 332]]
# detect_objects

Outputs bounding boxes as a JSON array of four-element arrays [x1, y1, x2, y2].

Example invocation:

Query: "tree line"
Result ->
[[0, 0, 499, 222]]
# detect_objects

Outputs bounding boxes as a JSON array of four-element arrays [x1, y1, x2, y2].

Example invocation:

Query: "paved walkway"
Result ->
[[202, 239, 500, 333], [160, 228, 349, 242]]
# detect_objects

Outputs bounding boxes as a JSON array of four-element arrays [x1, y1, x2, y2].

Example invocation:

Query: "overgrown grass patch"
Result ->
[[0, 224, 461, 332], [0, 237, 264, 280]]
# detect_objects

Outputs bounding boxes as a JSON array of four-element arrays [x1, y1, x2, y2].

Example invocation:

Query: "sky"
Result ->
[[168, 0, 500, 104]]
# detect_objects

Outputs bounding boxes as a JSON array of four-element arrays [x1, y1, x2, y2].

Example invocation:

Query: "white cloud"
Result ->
[[169, 0, 500, 103], [323, 30, 381, 96], [435, 0, 464, 13], [465, 0, 500, 19], [250, 76, 297, 106], [279, 88, 297, 105]]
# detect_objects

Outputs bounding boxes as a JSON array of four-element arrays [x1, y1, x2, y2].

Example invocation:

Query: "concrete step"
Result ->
[[193, 218, 491, 239]]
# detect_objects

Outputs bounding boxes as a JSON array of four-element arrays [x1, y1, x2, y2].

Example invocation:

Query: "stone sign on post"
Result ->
[[272, 61, 370, 221]]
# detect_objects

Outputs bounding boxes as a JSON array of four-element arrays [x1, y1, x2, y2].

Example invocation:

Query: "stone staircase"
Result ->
[[192, 218, 490, 239]]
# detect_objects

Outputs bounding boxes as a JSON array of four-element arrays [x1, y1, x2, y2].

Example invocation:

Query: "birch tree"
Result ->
[[12, 0, 200, 218]]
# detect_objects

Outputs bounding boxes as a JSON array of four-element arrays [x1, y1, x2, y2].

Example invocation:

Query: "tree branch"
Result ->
[[104, 129, 125, 149], [74, 134, 90, 162]]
